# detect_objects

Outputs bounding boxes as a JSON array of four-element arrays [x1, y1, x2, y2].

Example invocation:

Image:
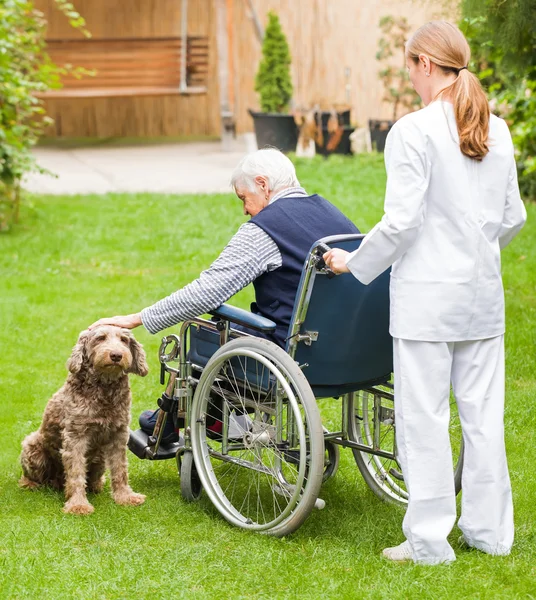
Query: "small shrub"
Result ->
[[254, 11, 293, 114], [376, 16, 421, 121], [460, 1, 536, 200], [0, 0, 87, 230], [494, 81, 536, 201]]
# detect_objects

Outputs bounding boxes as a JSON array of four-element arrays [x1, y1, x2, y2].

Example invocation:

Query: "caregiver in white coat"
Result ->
[[324, 21, 526, 565]]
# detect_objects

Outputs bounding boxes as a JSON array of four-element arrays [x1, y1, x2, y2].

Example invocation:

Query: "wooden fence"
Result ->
[[35, 0, 451, 138], [232, 0, 452, 132], [35, 0, 221, 137]]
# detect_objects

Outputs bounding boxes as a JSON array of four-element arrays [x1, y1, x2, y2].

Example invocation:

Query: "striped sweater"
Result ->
[[141, 186, 308, 334]]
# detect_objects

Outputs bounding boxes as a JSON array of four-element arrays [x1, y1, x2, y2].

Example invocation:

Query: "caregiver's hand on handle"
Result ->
[[323, 248, 351, 275]]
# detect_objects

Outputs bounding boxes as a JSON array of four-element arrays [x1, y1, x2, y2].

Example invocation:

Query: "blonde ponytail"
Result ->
[[407, 21, 490, 161], [450, 69, 490, 161]]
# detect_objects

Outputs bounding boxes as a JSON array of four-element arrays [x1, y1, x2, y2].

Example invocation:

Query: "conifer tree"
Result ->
[[255, 12, 293, 114]]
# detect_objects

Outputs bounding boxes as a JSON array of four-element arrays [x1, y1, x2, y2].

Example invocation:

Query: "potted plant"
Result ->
[[371, 16, 421, 151], [249, 11, 298, 152]]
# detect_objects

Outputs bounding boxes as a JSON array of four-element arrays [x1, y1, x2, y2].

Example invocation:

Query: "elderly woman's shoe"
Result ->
[[382, 540, 413, 562], [139, 409, 181, 445]]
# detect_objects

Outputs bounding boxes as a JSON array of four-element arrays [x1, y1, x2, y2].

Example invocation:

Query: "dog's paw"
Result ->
[[63, 500, 95, 515], [19, 476, 41, 490], [114, 492, 146, 506]]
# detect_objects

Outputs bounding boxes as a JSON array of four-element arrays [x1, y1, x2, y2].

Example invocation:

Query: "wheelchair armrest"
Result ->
[[209, 304, 277, 333]]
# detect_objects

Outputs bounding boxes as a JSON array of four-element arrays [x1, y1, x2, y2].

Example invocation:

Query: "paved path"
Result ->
[[23, 137, 255, 195]]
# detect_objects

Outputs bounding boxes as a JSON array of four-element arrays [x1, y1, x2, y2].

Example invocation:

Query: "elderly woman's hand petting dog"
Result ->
[[323, 248, 351, 275], [19, 326, 149, 515], [88, 312, 142, 331]]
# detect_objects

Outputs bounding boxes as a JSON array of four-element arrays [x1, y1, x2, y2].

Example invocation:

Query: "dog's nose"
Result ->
[[110, 352, 123, 363]]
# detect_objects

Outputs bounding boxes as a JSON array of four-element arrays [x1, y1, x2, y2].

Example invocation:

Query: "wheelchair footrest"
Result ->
[[128, 428, 182, 461]]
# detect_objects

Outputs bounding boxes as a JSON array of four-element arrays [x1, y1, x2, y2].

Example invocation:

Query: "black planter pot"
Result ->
[[369, 119, 395, 152], [249, 110, 299, 153]]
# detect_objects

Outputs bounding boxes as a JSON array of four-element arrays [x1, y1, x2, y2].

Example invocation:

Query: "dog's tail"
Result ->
[[19, 430, 51, 490]]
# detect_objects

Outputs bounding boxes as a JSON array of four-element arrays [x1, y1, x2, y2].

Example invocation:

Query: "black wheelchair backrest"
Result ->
[[287, 234, 393, 398]]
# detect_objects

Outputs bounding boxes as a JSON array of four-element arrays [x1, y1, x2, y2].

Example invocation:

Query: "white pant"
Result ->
[[393, 336, 514, 564]]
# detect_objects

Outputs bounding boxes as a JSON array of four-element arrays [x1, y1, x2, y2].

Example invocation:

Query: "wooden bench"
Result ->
[[37, 36, 209, 98]]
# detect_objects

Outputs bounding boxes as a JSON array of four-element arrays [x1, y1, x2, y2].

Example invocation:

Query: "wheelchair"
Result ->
[[128, 234, 464, 536]]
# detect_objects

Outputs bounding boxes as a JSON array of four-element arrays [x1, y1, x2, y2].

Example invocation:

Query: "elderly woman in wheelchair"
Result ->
[[89, 148, 463, 536]]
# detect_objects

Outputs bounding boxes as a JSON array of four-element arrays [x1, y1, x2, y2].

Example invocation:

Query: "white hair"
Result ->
[[230, 148, 300, 193]]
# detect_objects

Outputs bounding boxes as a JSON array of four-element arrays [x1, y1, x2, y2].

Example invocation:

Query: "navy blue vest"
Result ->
[[250, 194, 359, 347]]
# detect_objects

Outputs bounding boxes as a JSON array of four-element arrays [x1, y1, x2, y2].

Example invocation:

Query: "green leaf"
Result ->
[[0, 0, 91, 217]]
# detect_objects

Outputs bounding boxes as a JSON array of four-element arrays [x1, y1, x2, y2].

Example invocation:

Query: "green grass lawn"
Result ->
[[1, 154, 535, 599]]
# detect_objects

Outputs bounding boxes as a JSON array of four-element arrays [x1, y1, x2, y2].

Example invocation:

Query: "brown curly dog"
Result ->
[[19, 326, 149, 515]]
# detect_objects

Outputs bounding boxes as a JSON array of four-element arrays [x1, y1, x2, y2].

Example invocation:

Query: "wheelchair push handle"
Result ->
[[313, 242, 336, 279]]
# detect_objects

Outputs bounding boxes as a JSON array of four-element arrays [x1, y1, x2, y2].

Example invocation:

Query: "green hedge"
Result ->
[[460, 0, 536, 201]]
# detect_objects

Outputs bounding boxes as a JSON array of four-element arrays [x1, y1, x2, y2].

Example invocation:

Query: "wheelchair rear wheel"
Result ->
[[348, 387, 464, 505], [190, 337, 324, 536]]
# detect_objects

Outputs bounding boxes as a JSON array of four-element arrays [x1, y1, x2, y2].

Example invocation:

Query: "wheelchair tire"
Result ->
[[348, 388, 463, 505], [180, 451, 203, 502], [190, 337, 324, 537]]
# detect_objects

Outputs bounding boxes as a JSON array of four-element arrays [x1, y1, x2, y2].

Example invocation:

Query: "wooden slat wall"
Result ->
[[34, 0, 220, 137], [42, 38, 209, 91], [233, 0, 452, 133], [34, 0, 451, 138]]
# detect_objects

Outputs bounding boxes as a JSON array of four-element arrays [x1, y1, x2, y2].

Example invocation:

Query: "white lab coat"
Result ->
[[346, 101, 526, 564], [346, 100, 527, 341]]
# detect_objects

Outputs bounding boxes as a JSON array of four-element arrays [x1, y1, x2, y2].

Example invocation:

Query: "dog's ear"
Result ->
[[67, 330, 89, 374], [127, 335, 149, 377]]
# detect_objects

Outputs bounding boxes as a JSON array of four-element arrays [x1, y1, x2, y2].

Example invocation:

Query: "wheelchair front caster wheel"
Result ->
[[322, 439, 340, 483], [180, 451, 203, 502]]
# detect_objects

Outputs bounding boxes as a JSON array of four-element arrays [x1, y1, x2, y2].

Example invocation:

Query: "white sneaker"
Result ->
[[458, 535, 471, 549], [382, 540, 413, 562]]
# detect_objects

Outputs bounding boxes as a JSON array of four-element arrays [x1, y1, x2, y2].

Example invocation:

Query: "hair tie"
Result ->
[[458, 66, 468, 72]]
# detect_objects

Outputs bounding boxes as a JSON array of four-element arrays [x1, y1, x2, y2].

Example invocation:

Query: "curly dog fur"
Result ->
[[19, 326, 149, 515]]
